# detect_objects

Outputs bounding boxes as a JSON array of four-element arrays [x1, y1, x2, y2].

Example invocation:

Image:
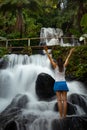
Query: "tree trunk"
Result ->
[[15, 8, 24, 38], [77, 1, 85, 33]]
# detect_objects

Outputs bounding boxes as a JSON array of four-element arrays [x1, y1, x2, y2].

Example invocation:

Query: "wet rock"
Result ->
[[54, 101, 77, 115], [0, 58, 8, 69], [1, 94, 29, 115], [1, 114, 87, 130], [54, 93, 87, 116], [0, 94, 87, 130], [4, 121, 19, 130], [52, 116, 87, 130], [36, 73, 55, 100], [68, 93, 87, 113], [67, 102, 77, 115]]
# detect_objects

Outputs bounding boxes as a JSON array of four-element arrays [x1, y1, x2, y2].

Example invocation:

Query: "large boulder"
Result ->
[[68, 93, 87, 113], [1, 94, 29, 116], [35, 73, 55, 100]]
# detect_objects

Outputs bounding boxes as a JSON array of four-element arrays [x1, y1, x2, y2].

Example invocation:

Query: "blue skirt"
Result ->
[[53, 81, 69, 92]]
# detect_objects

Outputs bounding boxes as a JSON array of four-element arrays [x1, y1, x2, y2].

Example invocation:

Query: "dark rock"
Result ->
[[0, 93, 87, 130], [68, 93, 87, 113], [4, 121, 19, 130], [1, 94, 29, 115], [52, 115, 87, 130], [0, 57, 8, 69], [67, 102, 77, 115], [2, 115, 87, 130], [54, 101, 77, 115], [54, 93, 87, 116], [36, 73, 55, 100]]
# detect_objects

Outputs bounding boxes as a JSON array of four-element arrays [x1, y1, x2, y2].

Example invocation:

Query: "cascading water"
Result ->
[[39, 27, 80, 47], [0, 54, 87, 130], [40, 27, 63, 46]]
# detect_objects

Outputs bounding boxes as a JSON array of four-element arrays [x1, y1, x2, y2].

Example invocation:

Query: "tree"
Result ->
[[66, 0, 87, 33], [0, 0, 42, 37], [80, 13, 87, 33]]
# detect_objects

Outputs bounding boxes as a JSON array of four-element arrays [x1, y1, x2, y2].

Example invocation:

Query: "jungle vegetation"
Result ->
[[0, 0, 87, 39]]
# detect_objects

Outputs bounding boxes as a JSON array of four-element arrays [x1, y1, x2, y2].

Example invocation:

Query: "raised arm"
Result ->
[[64, 48, 75, 67], [44, 46, 57, 69]]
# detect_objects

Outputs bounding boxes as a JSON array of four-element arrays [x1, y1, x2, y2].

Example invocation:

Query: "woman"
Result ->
[[44, 46, 75, 118]]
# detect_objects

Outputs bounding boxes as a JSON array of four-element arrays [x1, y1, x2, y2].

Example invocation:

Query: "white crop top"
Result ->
[[54, 66, 66, 81]]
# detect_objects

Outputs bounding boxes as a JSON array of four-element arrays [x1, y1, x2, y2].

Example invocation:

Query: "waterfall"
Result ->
[[40, 27, 63, 46], [39, 27, 80, 47], [0, 54, 87, 130], [0, 54, 86, 111]]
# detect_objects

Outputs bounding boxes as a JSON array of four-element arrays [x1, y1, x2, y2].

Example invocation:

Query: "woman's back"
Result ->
[[54, 66, 66, 81]]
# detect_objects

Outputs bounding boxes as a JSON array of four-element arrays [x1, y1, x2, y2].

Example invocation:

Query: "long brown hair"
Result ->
[[57, 57, 64, 72]]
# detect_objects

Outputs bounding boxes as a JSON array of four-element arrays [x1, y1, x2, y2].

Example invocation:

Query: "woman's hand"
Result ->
[[70, 48, 75, 54], [44, 46, 48, 52]]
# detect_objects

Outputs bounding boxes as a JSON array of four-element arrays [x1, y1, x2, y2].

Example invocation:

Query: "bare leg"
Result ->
[[56, 92, 63, 118], [62, 91, 67, 117]]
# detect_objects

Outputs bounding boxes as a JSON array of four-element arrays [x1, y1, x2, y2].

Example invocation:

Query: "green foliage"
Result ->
[[7, 32, 20, 39], [0, 0, 42, 38], [72, 46, 87, 78], [21, 46, 32, 55], [25, 18, 42, 38], [69, 28, 81, 37], [0, 0, 87, 39], [0, 30, 7, 37], [80, 13, 87, 33], [0, 47, 9, 57]]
